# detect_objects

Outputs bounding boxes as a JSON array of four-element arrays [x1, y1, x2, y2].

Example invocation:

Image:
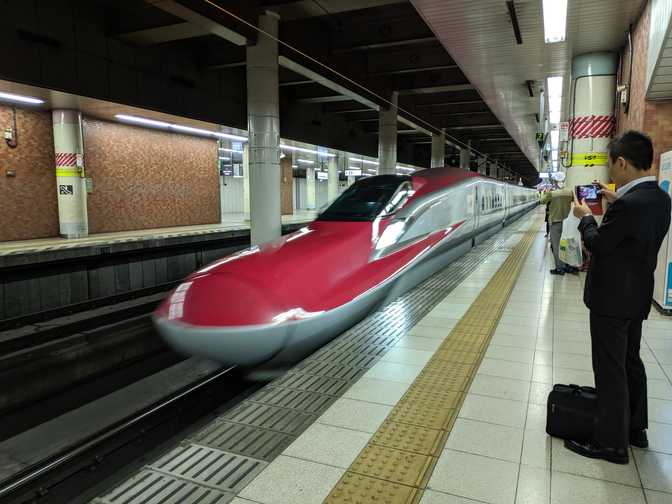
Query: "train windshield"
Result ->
[[318, 175, 412, 222]]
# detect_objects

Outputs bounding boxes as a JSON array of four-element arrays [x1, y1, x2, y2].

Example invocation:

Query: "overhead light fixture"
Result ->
[[543, 0, 567, 44], [280, 144, 336, 157], [550, 130, 559, 148], [546, 76, 563, 124], [220, 147, 243, 153], [0, 91, 45, 105], [115, 114, 248, 141], [219, 156, 231, 161], [297, 159, 315, 164], [291, 164, 298, 168]]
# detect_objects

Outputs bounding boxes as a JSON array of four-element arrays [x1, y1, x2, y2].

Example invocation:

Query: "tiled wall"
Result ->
[[0, 105, 59, 242], [617, 0, 672, 171], [83, 119, 221, 234], [616, 0, 649, 134]]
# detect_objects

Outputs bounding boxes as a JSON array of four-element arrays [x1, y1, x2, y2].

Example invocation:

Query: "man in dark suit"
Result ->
[[565, 130, 671, 464]]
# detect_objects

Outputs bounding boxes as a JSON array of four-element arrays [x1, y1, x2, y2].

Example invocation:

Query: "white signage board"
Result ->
[[345, 169, 362, 176], [654, 150, 672, 310]]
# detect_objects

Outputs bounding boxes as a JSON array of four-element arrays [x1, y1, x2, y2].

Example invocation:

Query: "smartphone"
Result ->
[[575, 184, 600, 201], [575, 184, 604, 215]]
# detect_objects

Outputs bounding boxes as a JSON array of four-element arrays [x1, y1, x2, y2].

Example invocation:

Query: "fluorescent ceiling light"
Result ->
[[291, 164, 298, 168], [115, 114, 248, 141], [546, 76, 563, 98], [396, 166, 415, 172], [219, 156, 231, 161], [0, 91, 45, 105], [280, 144, 336, 157], [297, 159, 314, 164], [543, 0, 568, 44], [220, 147, 243, 153]]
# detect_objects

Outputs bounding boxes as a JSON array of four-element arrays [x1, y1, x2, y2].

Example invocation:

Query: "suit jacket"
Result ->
[[579, 181, 671, 320]]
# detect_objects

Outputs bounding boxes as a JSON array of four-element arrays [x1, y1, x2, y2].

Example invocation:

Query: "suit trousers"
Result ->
[[550, 222, 565, 270], [590, 313, 648, 450]]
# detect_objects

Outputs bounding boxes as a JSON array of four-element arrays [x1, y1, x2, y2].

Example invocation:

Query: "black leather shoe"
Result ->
[[630, 430, 649, 448], [550, 269, 565, 276], [564, 439, 629, 464]]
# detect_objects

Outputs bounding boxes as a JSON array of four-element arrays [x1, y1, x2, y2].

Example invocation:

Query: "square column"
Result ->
[[378, 91, 398, 175], [431, 128, 446, 168], [460, 146, 471, 170], [246, 11, 281, 245], [327, 156, 338, 203]]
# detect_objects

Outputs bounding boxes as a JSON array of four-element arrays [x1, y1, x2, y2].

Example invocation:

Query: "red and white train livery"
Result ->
[[154, 168, 537, 370]]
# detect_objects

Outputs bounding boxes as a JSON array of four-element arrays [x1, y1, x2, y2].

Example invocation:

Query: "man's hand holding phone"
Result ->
[[573, 190, 593, 219], [593, 180, 618, 203]]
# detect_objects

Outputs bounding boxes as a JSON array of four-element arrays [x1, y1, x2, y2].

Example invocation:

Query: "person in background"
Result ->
[[566, 130, 671, 464], [540, 185, 577, 275]]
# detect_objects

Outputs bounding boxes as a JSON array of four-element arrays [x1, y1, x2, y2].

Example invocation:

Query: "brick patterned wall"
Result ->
[[616, 0, 650, 135], [644, 101, 672, 171], [0, 105, 59, 242], [617, 0, 672, 171], [83, 119, 220, 234]]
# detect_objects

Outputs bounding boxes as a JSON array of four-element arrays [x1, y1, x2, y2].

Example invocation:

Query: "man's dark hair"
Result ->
[[607, 130, 654, 171]]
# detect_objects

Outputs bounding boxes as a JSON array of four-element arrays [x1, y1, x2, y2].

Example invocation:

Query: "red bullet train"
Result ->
[[155, 168, 537, 372]]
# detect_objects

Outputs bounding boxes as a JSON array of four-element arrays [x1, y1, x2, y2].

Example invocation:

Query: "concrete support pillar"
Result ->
[[567, 52, 617, 188], [327, 156, 338, 203], [243, 143, 250, 218], [52, 110, 88, 238], [378, 91, 398, 175], [246, 11, 281, 245], [306, 165, 316, 210], [489, 161, 498, 178], [431, 128, 446, 168], [459, 146, 471, 170]]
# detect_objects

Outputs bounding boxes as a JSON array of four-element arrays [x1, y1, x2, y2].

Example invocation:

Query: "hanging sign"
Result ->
[[345, 169, 362, 176], [559, 122, 569, 141]]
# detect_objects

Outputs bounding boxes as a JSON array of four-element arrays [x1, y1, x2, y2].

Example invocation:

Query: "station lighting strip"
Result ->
[[199, 0, 524, 179], [114, 114, 419, 175], [115, 114, 248, 141], [0, 91, 45, 105]]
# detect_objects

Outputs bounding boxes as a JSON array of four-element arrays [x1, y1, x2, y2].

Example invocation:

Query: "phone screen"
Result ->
[[576, 185, 599, 201]]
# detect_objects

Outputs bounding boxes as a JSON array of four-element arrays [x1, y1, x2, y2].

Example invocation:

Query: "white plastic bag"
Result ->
[[558, 213, 583, 267]]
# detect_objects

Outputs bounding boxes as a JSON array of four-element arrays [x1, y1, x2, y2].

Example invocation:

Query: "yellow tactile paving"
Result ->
[[323, 216, 542, 504]]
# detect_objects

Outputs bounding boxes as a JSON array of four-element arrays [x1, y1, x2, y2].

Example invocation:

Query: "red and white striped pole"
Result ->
[[566, 52, 617, 188], [52, 110, 88, 238]]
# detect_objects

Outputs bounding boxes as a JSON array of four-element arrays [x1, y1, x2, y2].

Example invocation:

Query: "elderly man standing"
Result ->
[[540, 185, 577, 275]]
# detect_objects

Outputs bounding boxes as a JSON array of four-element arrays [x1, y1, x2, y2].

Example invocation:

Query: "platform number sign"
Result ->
[[59, 184, 74, 195]]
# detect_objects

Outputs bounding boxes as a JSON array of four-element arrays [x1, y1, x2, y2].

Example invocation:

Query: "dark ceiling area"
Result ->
[[91, 0, 537, 181]]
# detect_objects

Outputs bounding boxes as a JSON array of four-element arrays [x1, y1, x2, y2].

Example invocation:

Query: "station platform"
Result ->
[[0, 212, 317, 257], [92, 208, 672, 504]]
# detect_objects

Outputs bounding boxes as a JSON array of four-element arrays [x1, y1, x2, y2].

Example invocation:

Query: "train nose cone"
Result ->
[[154, 273, 292, 366], [164, 272, 287, 327]]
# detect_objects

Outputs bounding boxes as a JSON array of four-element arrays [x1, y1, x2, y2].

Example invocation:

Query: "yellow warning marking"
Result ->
[[571, 152, 609, 166], [324, 215, 542, 504], [55, 167, 80, 177]]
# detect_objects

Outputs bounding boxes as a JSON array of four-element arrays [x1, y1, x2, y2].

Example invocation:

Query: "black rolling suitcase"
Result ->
[[546, 384, 597, 441]]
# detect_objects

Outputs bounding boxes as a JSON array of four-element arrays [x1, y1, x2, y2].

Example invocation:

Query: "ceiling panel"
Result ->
[[410, 0, 645, 171]]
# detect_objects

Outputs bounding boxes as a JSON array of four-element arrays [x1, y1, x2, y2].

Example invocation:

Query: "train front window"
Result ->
[[318, 175, 412, 221]]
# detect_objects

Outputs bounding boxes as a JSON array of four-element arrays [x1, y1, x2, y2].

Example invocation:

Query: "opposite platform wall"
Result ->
[[0, 107, 221, 241], [83, 119, 220, 234], [0, 104, 59, 242]]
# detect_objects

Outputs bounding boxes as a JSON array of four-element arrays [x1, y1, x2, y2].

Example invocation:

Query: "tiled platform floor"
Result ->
[[0, 212, 317, 255], [234, 217, 672, 504]]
